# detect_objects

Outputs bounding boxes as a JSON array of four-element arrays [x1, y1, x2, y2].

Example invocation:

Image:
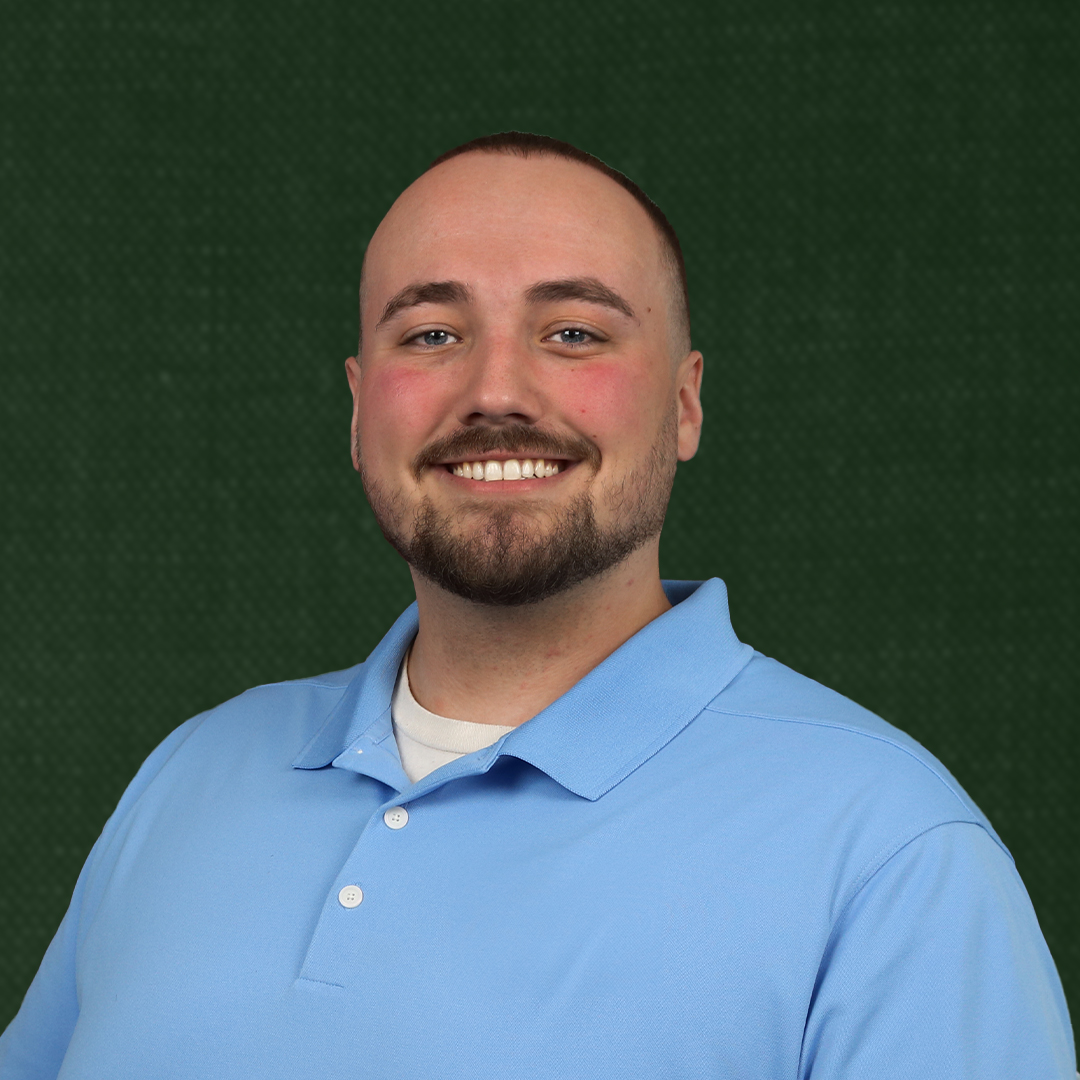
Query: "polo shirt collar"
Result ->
[[293, 578, 753, 801]]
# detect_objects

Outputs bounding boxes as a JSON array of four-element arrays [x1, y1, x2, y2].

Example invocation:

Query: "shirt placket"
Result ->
[[297, 739, 500, 989]]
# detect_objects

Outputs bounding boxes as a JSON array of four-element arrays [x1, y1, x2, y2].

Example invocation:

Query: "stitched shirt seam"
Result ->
[[703, 702, 996, 843]]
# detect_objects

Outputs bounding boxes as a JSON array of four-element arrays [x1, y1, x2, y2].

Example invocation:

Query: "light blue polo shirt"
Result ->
[[1, 579, 1074, 1078]]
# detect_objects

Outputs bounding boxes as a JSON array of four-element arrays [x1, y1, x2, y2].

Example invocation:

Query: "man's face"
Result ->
[[347, 152, 703, 605]]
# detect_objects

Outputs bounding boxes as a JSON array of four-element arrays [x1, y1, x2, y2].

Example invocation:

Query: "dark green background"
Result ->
[[3, 0, 1077, 1046]]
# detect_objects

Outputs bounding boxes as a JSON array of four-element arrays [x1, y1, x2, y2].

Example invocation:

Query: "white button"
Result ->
[[383, 806, 409, 830], [338, 885, 363, 908]]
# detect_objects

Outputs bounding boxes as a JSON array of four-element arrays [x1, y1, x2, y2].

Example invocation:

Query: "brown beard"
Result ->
[[359, 415, 677, 607]]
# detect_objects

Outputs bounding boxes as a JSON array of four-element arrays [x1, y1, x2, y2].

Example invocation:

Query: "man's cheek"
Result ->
[[556, 362, 656, 437], [360, 366, 452, 440]]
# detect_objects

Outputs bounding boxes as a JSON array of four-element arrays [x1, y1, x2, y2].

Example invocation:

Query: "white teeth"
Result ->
[[451, 458, 564, 480]]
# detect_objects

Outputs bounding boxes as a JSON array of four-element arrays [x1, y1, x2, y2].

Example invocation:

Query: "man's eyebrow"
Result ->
[[376, 280, 473, 329], [523, 277, 637, 321]]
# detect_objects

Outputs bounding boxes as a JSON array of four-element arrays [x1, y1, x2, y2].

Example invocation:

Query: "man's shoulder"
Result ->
[[188, 661, 365, 746], [228, 662, 363, 711], [126, 662, 368, 793], [705, 650, 928, 752], [688, 650, 1004, 853], [73, 661, 373, 903]]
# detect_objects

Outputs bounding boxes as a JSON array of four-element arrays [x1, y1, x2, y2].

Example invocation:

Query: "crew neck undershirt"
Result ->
[[390, 649, 516, 783]]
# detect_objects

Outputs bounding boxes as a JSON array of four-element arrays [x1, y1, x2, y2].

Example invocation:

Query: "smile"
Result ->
[[447, 458, 564, 481]]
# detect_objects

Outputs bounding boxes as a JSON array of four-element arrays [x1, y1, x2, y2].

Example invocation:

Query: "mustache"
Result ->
[[412, 424, 601, 481]]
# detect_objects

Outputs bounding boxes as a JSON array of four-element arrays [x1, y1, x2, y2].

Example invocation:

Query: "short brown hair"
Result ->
[[428, 132, 691, 354]]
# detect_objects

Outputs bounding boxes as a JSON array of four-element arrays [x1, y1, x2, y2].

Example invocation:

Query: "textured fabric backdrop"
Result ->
[[2, 0, 1077, 1043]]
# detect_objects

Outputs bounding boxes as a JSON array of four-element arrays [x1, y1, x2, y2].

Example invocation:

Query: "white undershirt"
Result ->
[[391, 650, 515, 783]]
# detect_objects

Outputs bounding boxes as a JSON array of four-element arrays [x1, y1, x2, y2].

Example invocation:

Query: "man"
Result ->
[[1, 133, 1074, 1078]]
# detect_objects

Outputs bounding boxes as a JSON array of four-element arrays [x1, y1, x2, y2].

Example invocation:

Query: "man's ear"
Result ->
[[345, 356, 363, 472], [676, 350, 704, 461]]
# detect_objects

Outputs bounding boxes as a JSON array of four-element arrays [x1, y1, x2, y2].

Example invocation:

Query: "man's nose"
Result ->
[[456, 333, 543, 425]]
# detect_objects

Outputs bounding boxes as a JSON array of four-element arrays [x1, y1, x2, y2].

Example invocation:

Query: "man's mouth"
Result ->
[[411, 423, 599, 484], [444, 457, 566, 482]]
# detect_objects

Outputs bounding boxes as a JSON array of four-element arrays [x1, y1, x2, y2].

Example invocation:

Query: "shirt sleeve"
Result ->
[[0, 714, 208, 1080], [800, 820, 1076, 1079], [0, 851, 93, 1078]]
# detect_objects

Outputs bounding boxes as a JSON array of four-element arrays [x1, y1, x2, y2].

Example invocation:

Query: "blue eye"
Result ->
[[421, 330, 451, 346], [555, 328, 591, 345]]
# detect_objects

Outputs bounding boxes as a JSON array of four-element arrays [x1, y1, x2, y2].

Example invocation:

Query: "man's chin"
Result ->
[[407, 508, 590, 606], [389, 495, 655, 607]]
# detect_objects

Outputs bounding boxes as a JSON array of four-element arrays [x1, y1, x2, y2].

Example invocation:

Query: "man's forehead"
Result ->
[[364, 153, 663, 290]]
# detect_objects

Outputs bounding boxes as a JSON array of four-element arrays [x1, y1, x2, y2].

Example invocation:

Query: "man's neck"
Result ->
[[406, 544, 671, 727]]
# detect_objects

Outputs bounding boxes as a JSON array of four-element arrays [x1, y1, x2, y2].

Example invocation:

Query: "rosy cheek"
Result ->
[[552, 362, 659, 441], [358, 366, 448, 461]]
